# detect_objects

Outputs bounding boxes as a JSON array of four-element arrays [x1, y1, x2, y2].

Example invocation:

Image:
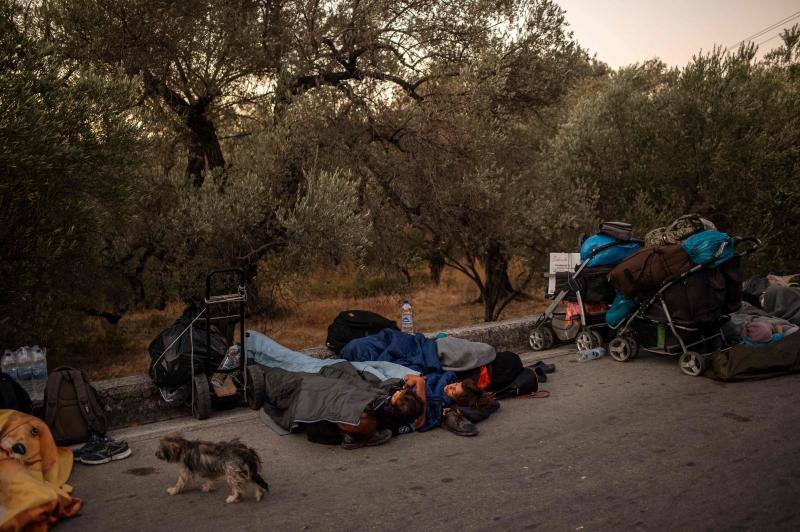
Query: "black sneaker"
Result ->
[[77, 435, 132, 465]]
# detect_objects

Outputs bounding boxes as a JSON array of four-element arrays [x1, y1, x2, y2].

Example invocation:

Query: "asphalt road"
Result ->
[[62, 349, 800, 531]]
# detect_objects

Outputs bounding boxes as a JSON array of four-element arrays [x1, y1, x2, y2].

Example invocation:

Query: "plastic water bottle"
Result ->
[[15, 346, 33, 395], [30, 345, 48, 401], [212, 344, 241, 388], [401, 300, 414, 333], [2, 349, 17, 380], [576, 347, 606, 362]]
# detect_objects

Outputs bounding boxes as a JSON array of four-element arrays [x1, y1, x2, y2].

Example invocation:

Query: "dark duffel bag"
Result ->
[[706, 331, 800, 381], [326, 310, 399, 353], [646, 268, 727, 324], [609, 244, 693, 299], [599, 221, 634, 241]]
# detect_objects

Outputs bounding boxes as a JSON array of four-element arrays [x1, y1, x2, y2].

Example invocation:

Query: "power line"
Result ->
[[726, 10, 800, 51], [756, 32, 785, 47]]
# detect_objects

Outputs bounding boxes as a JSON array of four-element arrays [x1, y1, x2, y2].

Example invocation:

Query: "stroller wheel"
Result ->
[[679, 351, 706, 377], [608, 336, 637, 362], [529, 327, 554, 351], [575, 329, 600, 352], [590, 330, 605, 348]]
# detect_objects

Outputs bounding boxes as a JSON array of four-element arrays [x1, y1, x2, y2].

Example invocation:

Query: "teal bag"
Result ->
[[681, 230, 734, 267]]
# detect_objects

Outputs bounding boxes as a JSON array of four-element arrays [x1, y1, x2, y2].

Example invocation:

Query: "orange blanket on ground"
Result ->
[[0, 410, 81, 531]]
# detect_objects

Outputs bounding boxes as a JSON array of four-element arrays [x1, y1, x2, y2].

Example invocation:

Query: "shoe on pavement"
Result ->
[[77, 434, 132, 465], [532, 361, 556, 374], [443, 410, 478, 437], [341, 429, 393, 450]]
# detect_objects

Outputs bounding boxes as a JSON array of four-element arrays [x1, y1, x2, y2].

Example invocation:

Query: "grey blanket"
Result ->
[[260, 361, 400, 434], [763, 286, 800, 325], [435, 336, 496, 372], [722, 301, 799, 340]]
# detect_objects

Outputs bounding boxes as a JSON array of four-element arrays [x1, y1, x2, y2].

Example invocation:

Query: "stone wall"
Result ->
[[97, 314, 540, 429]]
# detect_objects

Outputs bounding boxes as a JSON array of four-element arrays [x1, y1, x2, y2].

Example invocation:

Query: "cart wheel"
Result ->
[[608, 336, 636, 362], [192, 374, 212, 420], [245, 365, 266, 410], [529, 326, 554, 351], [679, 351, 706, 377], [575, 329, 600, 352]]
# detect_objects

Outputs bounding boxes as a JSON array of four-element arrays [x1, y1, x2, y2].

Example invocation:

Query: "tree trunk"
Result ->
[[428, 250, 445, 285], [482, 241, 514, 322], [185, 105, 225, 187]]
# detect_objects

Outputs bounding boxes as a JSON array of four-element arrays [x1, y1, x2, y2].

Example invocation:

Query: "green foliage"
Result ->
[[545, 44, 800, 273], [0, 16, 143, 346]]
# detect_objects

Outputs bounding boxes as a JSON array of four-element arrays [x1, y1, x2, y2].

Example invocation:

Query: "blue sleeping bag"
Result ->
[[606, 294, 637, 327], [681, 230, 734, 267], [339, 329, 443, 376], [580, 234, 642, 268]]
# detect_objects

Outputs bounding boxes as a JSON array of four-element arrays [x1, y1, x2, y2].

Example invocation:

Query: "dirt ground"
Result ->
[[64, 267, 548, 380]]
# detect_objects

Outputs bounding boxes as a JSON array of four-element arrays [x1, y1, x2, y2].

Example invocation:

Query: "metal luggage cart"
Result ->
[[188, 268, 266, 419]]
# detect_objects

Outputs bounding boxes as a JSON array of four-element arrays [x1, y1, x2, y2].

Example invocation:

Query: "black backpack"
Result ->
[[0, 371, 33, 414], [325, 310, 399, 353]]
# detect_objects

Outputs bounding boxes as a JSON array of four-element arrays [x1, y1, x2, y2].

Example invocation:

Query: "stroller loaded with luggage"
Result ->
[[606, 235, 761, 376], [529, 222, 642, 352]]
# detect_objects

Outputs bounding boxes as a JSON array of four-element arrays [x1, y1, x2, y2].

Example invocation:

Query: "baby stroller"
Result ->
[[530, 227, 642, 352], [607, 236, 761, 376]]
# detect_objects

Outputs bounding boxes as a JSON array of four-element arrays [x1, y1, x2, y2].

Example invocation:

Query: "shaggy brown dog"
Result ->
[[155, 435, 269, 503]]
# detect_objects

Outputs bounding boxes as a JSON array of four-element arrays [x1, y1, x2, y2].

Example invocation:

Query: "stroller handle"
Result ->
[[732, 236, 762, 257]]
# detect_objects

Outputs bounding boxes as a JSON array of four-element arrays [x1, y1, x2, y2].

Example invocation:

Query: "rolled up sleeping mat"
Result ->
[[599, 221, 634, 241]]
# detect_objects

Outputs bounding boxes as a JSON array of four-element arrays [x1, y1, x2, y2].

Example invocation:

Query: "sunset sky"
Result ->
[[557, 0, 800, 68]]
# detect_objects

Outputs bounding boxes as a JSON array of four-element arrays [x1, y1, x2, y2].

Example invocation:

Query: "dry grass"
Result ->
[[63, 267, 547, 380]]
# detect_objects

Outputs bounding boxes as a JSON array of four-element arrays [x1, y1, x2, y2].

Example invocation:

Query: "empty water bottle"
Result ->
[[15, 346, 33, 395], [401, 300, 414, 334], [2, 349, 17, 380], [576, 347, 606, 362], [30, 345, 48, 401]]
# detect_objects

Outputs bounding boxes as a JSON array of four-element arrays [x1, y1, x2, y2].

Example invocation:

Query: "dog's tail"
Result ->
[[252, 473, 270, 492]]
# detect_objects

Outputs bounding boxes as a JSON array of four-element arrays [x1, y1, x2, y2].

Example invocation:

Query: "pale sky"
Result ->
[[557, 0, 800, 68]]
